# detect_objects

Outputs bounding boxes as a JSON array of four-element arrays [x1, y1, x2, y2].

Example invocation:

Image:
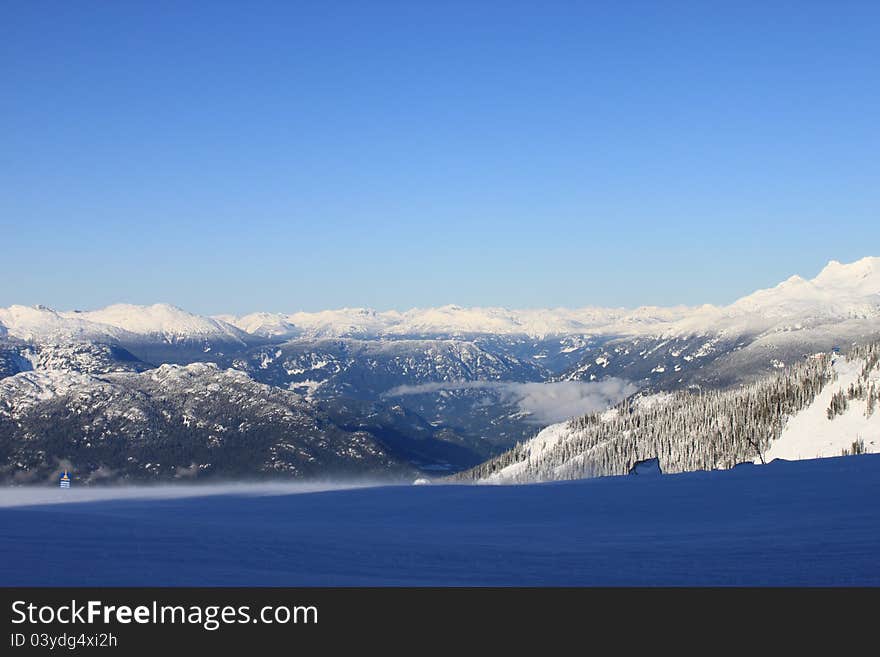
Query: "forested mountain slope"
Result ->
[[460, 343, 880, 483]]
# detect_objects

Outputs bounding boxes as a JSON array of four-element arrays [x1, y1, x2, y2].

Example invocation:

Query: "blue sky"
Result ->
[[2, 1, 878, 314]]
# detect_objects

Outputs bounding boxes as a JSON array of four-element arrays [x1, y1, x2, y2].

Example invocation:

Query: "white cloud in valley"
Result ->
[[385, 379, 638, 424]]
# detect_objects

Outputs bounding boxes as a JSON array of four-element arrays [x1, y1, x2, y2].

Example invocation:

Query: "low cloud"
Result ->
[[505, 380, 639, 424], [386, 381, 505, 396], [385, 379, 639, 425]]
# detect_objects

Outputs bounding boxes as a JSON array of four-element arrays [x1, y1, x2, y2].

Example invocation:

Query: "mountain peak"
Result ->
[[812, 256, 880, 294], [780, 274, 808, 287]]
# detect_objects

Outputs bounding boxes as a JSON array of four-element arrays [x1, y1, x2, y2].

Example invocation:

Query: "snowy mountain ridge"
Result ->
[[0, 303, 250, 346], [234, 256, 880, 339], [2, 257, 879, 342]]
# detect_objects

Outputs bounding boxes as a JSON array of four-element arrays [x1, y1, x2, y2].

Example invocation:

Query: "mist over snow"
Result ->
[[385, 379, 638, 424], [0, 480, 391, 508]]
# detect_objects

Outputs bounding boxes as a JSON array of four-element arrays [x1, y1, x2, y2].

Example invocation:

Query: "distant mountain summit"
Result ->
[[730, 256, 880, 318], [0, 302, 250, 346]]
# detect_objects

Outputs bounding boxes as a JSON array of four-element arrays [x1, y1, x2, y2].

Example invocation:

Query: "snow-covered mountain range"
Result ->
[[2, 257, 879, 484], [3, 257, 879, 343], [225, 256, 880, 338]]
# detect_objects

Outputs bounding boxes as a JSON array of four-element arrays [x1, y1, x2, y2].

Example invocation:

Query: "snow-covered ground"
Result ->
[[1, 454, 878, 585], [763, 357, 879, 461], [481, 422, 571, 482]]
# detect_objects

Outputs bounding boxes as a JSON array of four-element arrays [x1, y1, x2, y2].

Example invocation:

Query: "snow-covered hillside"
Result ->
[[0, 362, 410, 483], [762, 351, 879, 461], [463, 343, 880, 484], [4, 454, 879, 585]]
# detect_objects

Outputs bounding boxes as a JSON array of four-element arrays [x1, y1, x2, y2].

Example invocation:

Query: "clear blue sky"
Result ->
[[2, 1, 878, 314]]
